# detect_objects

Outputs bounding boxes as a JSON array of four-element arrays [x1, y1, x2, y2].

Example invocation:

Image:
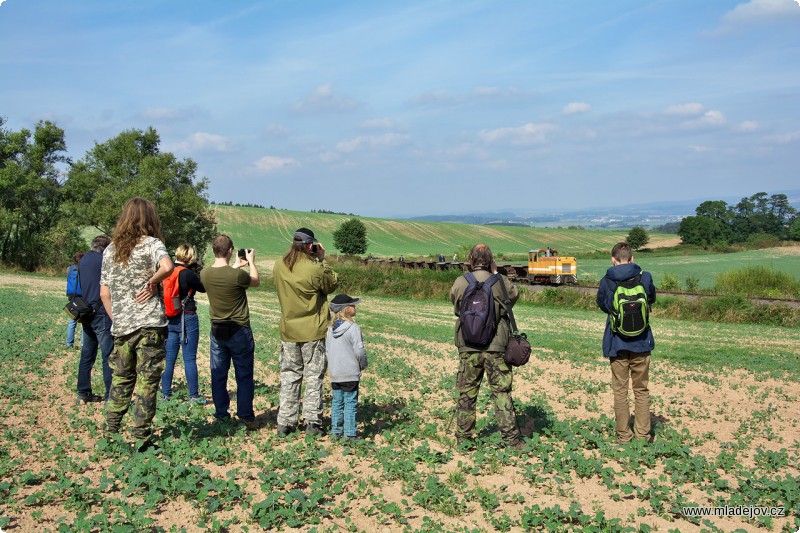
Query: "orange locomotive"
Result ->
[[527, 248, 577, 285]]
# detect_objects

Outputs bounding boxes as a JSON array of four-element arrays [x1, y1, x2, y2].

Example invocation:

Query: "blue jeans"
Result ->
[[161, 313, 200, 398], [331, 387, 359, 437], [77, 313, 114, 400], [209, 326, 255, 421], [67, 318, 77, 346]]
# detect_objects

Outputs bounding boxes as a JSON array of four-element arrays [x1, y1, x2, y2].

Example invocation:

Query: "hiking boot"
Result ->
[[456, 437, 475, 451], [136, 439, 160, 453], [76, 394, 104, 405], [240, 418, 258, 431], [306, 423, 326, 437], [277, 425, 295, 437]]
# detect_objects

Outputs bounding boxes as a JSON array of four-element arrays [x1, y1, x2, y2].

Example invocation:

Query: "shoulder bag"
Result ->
[[497, 275, 532, 367]]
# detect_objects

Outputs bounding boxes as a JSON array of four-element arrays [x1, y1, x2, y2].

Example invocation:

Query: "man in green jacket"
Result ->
[[273, 228, 339, 436]]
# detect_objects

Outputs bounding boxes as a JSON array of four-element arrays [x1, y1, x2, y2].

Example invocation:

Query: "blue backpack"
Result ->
[[460, 272, 499, 347]]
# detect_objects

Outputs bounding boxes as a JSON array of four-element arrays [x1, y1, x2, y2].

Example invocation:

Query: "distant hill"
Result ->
[[213, 205, 676, 259], [409, 190, 800, 229]]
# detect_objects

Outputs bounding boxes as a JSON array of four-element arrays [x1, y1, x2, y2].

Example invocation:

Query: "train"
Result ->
[[364, 247, 578, 285]]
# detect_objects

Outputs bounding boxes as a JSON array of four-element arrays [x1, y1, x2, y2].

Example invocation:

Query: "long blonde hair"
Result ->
[[329, 308, 355, 327], [112, 198, 163, 264]]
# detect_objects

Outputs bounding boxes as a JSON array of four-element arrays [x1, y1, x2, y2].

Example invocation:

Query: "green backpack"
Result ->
[[611, 272, 650, 338]]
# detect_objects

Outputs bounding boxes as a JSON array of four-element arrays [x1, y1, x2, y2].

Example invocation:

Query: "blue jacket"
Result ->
[[66, 264, 81, 296], [596, 262, 656, 357]]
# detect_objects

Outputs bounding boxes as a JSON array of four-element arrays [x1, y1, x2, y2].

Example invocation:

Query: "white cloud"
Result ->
[[408, 90, 455, 106], [249, 155, 299, 174], [264, 123, 290, 137], [336, 133, 412, 153], [736, 120, 761, 132], [410, 86, 530, 107], [292, 84, 359, 113], [688, 145, 714, 153], [169, 132, 234, 153], [663, 103, 705, 116], [563, 102, 592, 115], [764, 130, 800, 143], [139, 106, 202, 121], [723, 0, 800, 24], [359, 118, 399, 130], [682, 110, 727, 129], [478, 123, 557, 145]]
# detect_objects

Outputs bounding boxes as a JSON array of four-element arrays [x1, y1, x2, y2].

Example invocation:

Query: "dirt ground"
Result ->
[[1, 274, 798, 532]]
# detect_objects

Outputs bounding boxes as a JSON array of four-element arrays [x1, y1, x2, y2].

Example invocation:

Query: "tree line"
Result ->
[[0, 118, 215, 271], [678, 192, 799, 248]]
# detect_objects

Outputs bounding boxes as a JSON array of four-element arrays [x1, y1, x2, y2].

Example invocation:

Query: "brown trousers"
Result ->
[[609, 351, 651, 443]]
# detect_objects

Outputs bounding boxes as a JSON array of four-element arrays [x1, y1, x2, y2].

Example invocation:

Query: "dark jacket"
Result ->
[[78, 251, 106, 316], [176, 263, 206, 312], [596, 262, 656, 357], [450, 269, 519, 353]]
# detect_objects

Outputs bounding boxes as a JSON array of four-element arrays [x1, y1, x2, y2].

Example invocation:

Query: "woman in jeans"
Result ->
[[161, 244, 206, 403]]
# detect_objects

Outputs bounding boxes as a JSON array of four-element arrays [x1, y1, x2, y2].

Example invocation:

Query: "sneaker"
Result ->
[[277, 425, 295, 437], [345, 436, 362, 443], [330, 434, 343, 442], [189, 396, 207, 405], [306, 423, 326, 437], [76, 394, 104, 404]]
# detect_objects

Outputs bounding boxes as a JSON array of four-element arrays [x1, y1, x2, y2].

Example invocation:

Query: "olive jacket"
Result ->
[[273, 255, 339, 342], [450, 269, 519, 353]]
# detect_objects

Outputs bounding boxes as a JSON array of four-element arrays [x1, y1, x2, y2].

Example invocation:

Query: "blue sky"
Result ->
[[1, 0, 799, 217]]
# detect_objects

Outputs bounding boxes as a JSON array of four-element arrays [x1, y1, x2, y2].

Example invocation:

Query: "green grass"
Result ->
[[578, 247, 800, 289], [2, 273, 799, 531], [213, 205, 672, 259]]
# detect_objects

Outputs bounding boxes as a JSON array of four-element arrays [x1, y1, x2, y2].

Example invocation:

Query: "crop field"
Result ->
[[579, 247, 800, 289], [1, 271, 799, 532], [213, 206, 678, 259]]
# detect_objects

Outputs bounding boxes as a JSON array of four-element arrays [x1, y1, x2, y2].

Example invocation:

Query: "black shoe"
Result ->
[[76, 394, 103, 404], [277, 425, 295, 437], [306, 423, 326, 436], [240, 418, 258, 431]]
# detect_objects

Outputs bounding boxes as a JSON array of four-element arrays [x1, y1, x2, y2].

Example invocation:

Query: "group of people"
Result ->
[[70, 196, 655, 450]]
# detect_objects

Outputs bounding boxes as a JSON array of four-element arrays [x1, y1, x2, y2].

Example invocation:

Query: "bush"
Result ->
[[715, 266, 800, 298], [684, 276, 700, 293], [659, 273, 680, 291]]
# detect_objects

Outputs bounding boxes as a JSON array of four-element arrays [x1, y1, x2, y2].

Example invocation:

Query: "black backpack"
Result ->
[[460, 272, 499, 347], [610, 272, 650, 338]]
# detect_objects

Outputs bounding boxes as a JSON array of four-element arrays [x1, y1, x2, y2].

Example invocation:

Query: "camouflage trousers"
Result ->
[[105, 327, 167, 440], [456, 351, 521, 444], [278, 339, 327, 427]]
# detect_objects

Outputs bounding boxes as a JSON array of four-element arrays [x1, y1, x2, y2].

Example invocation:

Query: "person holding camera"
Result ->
[[273, 227, 339, 436], [200, 234, 260, 429], [161, 244, 206, 403]]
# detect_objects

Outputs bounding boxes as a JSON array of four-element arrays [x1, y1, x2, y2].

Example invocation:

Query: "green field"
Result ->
[[579, 247, 800, 288], [1, 273, 798, 531], [212, 206, 676, 259]]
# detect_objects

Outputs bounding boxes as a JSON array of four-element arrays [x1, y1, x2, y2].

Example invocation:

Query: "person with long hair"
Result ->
[[273, 227, 339, 437], [161, 244, 206, 403], [100, 197, 174, 451]]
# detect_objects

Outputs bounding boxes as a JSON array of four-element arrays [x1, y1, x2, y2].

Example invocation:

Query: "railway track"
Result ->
[[363, 259, 800, 308]]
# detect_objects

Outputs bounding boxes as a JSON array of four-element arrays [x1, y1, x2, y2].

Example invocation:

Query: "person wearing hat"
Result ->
[[273, 227, 340, 436], [326, 294, 368, 441]]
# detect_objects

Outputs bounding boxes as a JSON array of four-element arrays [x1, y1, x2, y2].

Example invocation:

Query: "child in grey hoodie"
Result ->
[[326, 294, 368, 440]]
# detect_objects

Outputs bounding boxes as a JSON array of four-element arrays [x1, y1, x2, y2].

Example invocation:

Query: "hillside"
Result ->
[[213, 206, 677, 259]]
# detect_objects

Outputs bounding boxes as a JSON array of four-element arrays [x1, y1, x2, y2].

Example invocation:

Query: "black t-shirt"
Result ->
[[177, 266, 206, 312]]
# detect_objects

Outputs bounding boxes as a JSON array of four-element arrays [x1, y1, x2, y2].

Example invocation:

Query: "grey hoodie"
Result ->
[[326, 319, 368, 383]]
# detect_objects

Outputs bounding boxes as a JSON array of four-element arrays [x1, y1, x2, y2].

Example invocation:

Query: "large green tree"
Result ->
[[0, 118, 82, 270], [63, 127, 216, 257], [332, 218, 368, 255]]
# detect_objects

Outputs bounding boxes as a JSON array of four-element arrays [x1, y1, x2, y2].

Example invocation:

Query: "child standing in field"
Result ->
[[326, 294, 368, 441], [596, 242, 656, 444]]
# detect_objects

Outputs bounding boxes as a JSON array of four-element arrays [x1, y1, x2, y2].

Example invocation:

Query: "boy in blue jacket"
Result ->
[[596, 242, 656, 444]]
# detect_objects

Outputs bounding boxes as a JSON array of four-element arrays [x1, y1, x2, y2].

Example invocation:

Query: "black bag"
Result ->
[[63, 266, 96, 323], [459, 272, 499, 347], [497, 277, 532, 367], [210, 320, 241, 340]]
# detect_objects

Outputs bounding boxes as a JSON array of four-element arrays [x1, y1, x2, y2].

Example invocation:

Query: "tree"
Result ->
[[0, 118, 82, 270], [332, 218, 368, 255], [63, 127, 216, 257], [626, 226, 649, 251]]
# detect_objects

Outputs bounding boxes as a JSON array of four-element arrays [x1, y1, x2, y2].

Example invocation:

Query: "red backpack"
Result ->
[[163, 265, 191, 318]]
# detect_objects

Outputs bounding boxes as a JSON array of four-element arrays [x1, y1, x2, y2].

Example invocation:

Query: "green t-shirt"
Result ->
[[200, 265, 252, 327]]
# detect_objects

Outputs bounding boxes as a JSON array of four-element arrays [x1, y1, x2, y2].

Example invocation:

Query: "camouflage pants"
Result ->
[[278, 339, 327, 427], [105, 327, 167, 440], [456, 351, 521, 444]]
